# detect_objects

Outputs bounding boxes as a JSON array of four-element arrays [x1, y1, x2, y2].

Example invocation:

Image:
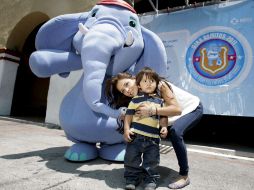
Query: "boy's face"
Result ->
[[138, 74, 157, 94]]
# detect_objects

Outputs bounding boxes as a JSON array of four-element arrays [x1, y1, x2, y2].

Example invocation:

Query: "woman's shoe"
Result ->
[[168, 176, 190, 189]]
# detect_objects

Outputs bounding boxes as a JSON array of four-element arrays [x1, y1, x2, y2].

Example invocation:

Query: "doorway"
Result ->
[[11, 24, 50, 122]]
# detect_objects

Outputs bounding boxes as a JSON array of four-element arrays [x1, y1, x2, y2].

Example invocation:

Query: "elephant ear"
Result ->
[[35, 12, 89, 51], [31, 12, 89, 78], [134, 26, 167, 77]]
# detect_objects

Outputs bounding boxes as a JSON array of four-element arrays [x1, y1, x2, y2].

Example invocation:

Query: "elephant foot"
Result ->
[[99, 143, 126, 162], [64, 143, 98, 162]]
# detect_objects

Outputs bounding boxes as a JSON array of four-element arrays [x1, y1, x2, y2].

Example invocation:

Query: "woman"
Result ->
[[105, 70, 203, 189]]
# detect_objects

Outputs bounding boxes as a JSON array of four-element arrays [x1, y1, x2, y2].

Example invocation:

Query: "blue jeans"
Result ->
[[124, 135, 160, 185], [169, 102, 203, 176]]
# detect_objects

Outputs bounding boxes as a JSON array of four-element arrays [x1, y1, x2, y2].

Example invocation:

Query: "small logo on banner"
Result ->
[[186, 30, 244, 86], [186, 27, 252, 93]]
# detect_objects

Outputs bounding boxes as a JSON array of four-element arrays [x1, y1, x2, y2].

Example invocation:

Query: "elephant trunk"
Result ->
[[79, 23, 125, 118]]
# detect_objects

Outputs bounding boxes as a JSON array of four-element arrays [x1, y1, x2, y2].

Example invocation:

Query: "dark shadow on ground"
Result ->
[[1, 146, 178, 189]]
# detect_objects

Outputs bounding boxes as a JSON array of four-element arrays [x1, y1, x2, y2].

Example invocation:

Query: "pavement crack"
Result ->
[[42, 178, 73, 190]]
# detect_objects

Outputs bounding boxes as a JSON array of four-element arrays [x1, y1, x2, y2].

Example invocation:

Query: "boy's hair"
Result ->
[[105, 67, 173, 109], [136, 67, 160, 90]]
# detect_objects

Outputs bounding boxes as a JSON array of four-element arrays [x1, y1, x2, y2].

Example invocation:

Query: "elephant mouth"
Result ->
[[79, 28, 134, 48]]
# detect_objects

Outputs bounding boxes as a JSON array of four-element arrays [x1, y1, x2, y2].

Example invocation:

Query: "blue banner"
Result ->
[[140, 0, 254, 117]]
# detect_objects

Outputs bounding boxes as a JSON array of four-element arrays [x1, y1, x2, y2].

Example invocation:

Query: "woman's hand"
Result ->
[[135, 103, 155, 118], [124, 129, 135, 142], [160, 127, 168, 139]]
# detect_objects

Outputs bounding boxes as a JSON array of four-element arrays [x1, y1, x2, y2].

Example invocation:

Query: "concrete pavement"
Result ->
[[0, 118, 254, 190]]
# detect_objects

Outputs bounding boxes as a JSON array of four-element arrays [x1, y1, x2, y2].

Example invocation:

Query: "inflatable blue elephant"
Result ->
[[29, 0, 167, 162]]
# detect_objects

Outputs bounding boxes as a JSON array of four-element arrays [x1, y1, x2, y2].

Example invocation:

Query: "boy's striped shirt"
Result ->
[[126, 93, 164, 138]]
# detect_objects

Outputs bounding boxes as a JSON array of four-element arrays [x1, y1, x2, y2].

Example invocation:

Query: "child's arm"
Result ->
[[124, 115, 134, 142], [160, 116, 168, 139]]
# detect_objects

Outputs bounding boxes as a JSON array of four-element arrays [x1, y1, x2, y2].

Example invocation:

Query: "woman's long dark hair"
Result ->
[[105, 72, 134, 109], [105, 67, 173, 108]]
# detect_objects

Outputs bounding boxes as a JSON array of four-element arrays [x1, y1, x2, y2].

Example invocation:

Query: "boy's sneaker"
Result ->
[[144, 183, 156, 190], [125, 183, 136, 190]]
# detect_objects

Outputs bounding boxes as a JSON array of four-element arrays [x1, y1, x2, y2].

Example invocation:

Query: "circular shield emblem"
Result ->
[[185, 26, 251, 92]]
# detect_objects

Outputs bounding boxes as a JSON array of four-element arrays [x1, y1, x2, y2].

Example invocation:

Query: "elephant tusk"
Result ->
[[78, 23, 89, 35], [124, 31, 134, 47]]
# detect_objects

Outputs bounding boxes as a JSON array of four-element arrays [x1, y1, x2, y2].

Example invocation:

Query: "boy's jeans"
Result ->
[[124, 135, 160, 185]]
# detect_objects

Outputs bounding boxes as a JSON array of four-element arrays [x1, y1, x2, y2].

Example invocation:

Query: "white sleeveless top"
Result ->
[[166, 82, 200, 126]]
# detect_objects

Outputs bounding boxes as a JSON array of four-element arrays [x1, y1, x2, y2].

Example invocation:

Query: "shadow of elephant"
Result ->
[[1, 146, 178, 189]]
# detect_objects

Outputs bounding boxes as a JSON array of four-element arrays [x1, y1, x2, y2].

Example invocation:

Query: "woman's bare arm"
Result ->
[[158, 81, 182, 116]]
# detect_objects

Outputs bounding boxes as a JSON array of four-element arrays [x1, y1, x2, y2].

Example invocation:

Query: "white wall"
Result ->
[[45, 70, 83, 125], [0, 52, 19, 115]]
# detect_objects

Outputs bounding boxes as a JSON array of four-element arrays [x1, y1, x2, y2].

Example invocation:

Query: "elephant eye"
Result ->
[[129, 20, 136, 27], [91, 9, 98, 17]]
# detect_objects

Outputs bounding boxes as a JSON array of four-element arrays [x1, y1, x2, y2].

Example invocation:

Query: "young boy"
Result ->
[[124, 67, 168, 190]]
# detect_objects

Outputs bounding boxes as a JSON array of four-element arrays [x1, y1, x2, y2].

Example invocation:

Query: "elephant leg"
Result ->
[[64, 143, 98, 162], [29, 50, 82, 78], [63, 130, 98, 162], [60, 76, 124, 162], [99, 143, 126, 162], [63, 127, 99, 162]]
